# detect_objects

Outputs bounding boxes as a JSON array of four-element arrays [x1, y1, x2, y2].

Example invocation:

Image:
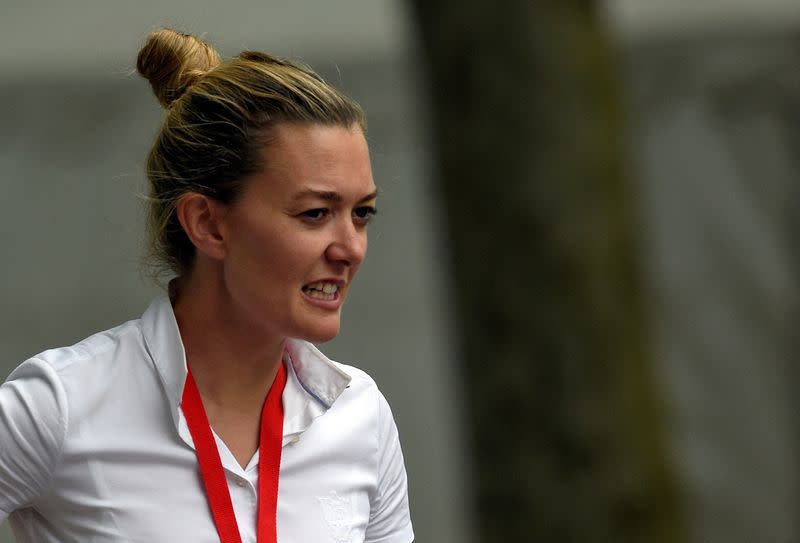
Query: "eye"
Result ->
[[300, 208, 329, 221], [353, 206, 377, 225]]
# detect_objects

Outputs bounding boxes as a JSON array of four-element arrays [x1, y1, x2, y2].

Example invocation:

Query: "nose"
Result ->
[[325, 218, 367, 266]]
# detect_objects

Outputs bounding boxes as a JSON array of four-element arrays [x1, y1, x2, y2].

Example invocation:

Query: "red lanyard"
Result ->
[[182, 363, 287, 543]]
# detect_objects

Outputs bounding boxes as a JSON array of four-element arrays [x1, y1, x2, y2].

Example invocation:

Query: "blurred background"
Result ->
[[1, 1, 799, 542]]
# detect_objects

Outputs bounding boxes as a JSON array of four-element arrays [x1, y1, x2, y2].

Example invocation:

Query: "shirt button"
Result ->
[[236, 478, 247, 487]]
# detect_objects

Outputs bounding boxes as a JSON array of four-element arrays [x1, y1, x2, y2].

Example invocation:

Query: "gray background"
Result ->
[[2, 1, 800, 542]]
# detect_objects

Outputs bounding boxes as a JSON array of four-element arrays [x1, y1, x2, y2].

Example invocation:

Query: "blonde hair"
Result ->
[[136, 28, 366, 278]]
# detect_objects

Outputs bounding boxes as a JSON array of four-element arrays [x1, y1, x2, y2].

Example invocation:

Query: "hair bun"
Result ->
[[136, 28, 221, 108]]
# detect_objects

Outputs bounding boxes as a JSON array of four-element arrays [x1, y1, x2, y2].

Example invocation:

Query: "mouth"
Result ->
[[301, 281, 341, 301]]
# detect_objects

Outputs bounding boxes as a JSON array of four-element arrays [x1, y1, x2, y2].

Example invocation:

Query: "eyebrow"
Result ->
[[290, 188, 378, 204]]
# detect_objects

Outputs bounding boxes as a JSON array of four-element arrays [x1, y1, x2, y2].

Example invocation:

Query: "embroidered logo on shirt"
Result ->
[[317, 490, 353, 541]]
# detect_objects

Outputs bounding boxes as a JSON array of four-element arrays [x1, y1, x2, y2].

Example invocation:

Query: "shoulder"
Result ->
[[6, 317, 149, 423], [331, 360, 378, 390], [0, 319, 148, 517], [0, 312, 160, 517], [329, 360, 392, 413], [284, 340, 405, 450], [327, 360, 399, 439], [29, 318, 143, 376]]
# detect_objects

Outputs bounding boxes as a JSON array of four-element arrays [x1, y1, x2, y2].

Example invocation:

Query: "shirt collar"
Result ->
[[139, 295, 352, 441]]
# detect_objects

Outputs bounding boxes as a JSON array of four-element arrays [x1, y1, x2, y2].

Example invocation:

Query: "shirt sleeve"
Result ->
[[0, 357, 68, 517], [364, 389, 414, 543]]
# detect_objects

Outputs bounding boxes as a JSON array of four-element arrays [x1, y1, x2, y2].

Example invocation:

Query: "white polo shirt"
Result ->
[[0, 296, 414, 543]]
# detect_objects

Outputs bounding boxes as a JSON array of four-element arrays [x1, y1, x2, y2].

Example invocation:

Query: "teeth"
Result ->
[[307, 289, 335, 300], [304, 282, 339, 299]]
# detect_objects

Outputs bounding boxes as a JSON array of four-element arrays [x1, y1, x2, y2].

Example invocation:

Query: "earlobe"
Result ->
[[175, 193, 228, 261]]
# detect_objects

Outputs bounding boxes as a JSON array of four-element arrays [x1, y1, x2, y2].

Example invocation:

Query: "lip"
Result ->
[[301, 278, 346, 310]]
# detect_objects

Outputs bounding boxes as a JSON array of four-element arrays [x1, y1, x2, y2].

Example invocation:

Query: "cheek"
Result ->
[[223, 226, 284, 288], [229, 228, 323, 285]]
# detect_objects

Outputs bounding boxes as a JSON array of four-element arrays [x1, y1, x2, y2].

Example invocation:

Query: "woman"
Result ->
[[0, 29, 413, 543]]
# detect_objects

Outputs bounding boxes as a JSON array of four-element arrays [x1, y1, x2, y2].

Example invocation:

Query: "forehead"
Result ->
[[256, 122, 373, 187], [237, 122, 375, 206]]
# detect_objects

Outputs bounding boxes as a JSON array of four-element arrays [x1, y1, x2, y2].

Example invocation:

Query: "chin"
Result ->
[[296, 321, 341, 344]]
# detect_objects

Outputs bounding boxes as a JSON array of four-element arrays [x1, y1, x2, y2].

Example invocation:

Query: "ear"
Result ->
[[175, 192, 228, 261]]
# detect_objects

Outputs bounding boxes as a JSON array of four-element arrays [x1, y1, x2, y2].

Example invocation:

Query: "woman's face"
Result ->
[[218, 122, 376, 343]]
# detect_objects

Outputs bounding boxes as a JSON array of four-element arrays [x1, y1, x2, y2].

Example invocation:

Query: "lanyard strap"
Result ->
[[182, 363, 287, 543]]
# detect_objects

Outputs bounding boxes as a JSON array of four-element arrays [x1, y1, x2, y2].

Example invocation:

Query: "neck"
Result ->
[[172, 271, 285, 411]]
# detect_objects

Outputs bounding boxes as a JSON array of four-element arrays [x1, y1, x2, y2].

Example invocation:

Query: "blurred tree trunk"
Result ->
[[408, 2, 681, 542]]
